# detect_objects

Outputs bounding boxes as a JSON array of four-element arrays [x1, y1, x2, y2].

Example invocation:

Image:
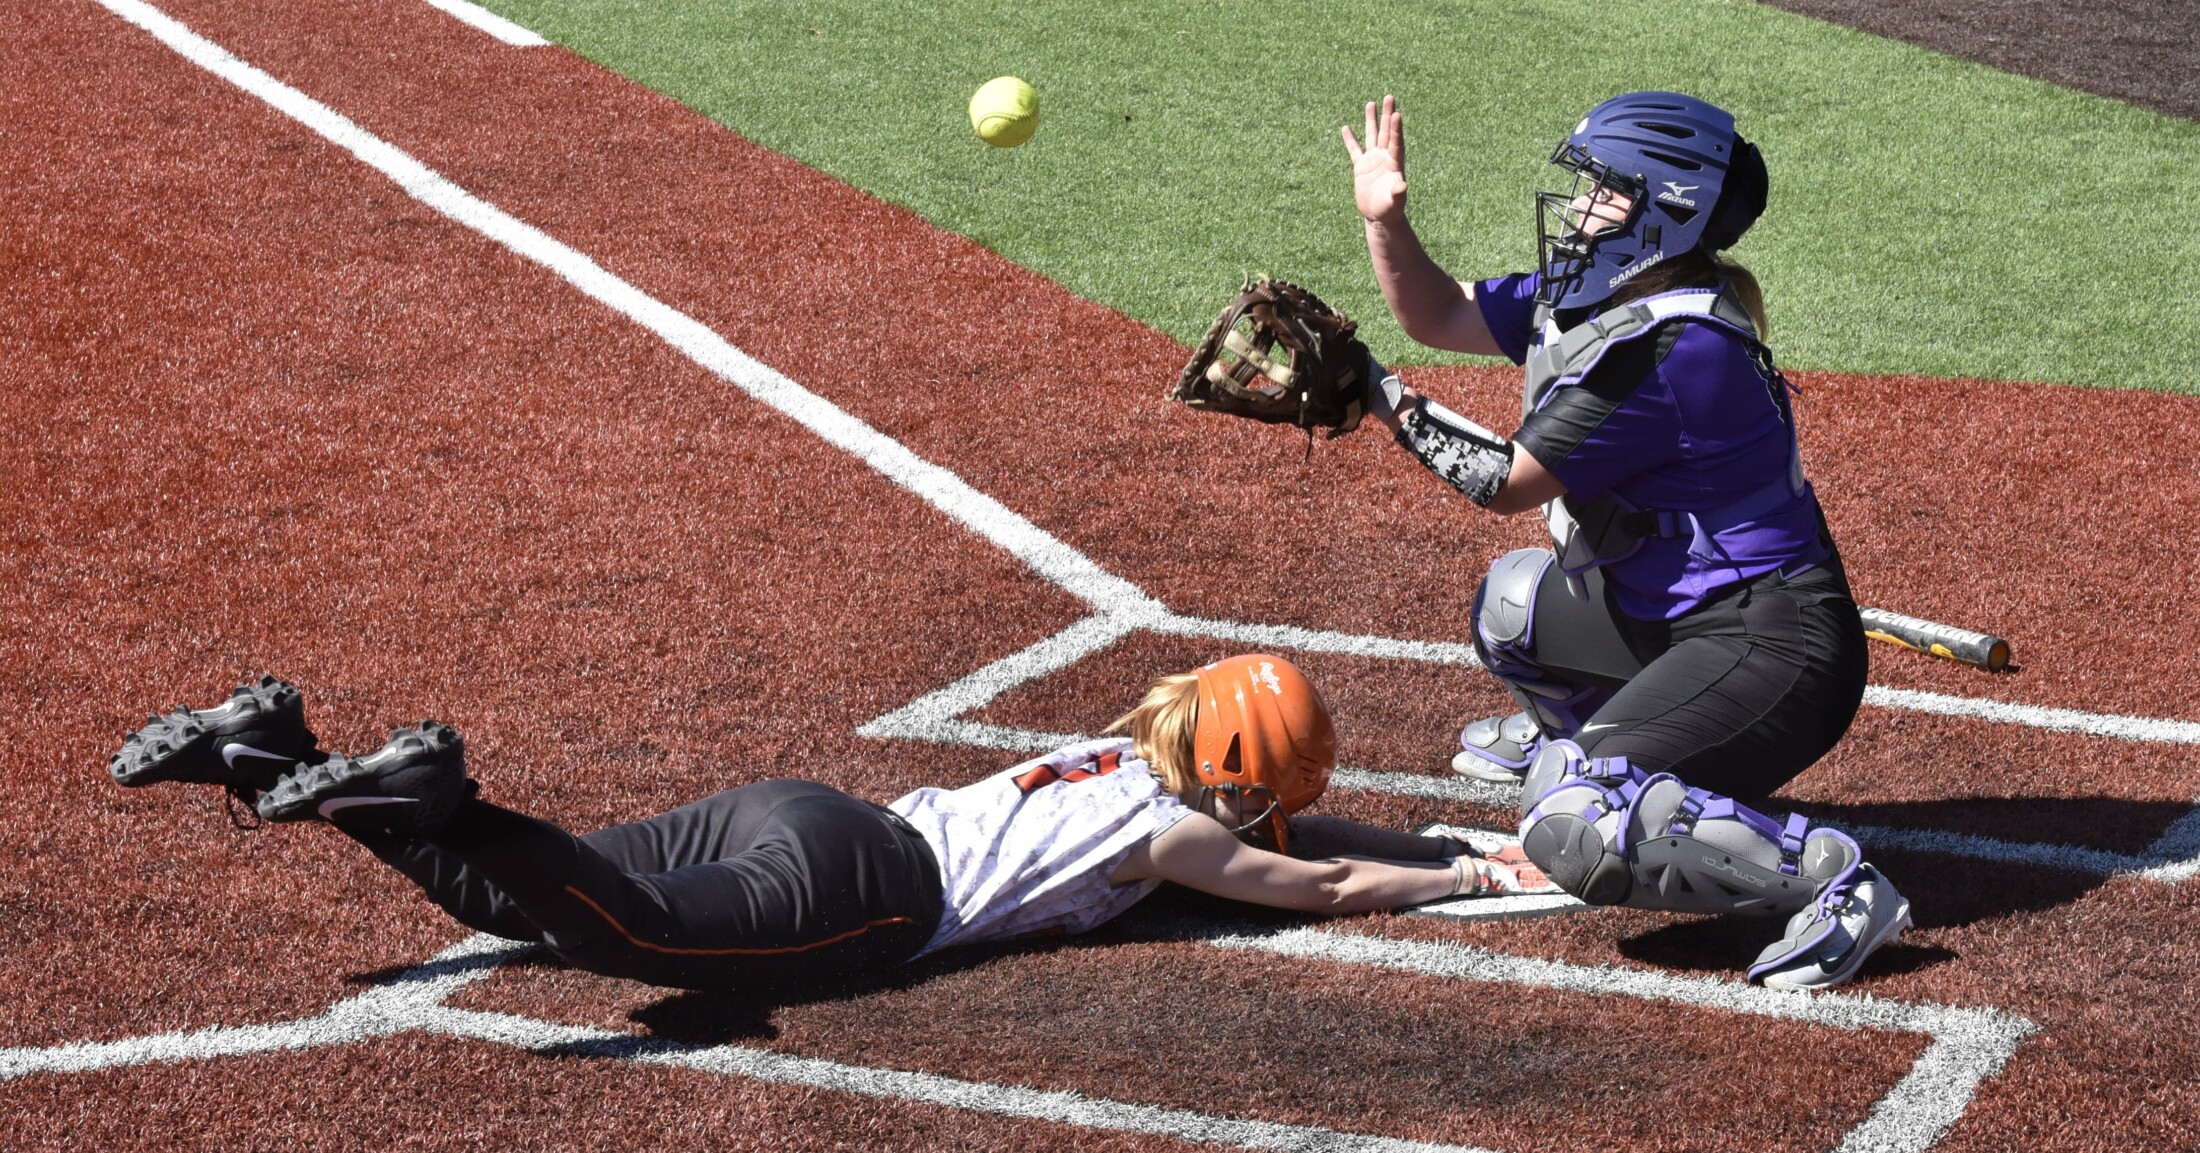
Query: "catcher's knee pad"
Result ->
[[1475, 549, 1610, 737], [1515, 740, 1636, 904], [1517, 741, 1860, 915]]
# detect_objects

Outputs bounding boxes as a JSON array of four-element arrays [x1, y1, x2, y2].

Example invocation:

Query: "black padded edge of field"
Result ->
[[1761, 0, 2199, 123]]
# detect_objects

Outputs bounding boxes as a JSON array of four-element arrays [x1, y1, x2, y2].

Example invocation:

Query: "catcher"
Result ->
[[1169, 93, 1907, 990], [109, 657, 1548, 992]]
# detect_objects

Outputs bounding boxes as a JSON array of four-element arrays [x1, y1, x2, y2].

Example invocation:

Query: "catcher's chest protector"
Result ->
[[1521, 289, 1805, 596]]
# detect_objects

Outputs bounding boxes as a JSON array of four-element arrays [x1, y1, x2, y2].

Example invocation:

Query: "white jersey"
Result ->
[[889, 738, 1193, 957]]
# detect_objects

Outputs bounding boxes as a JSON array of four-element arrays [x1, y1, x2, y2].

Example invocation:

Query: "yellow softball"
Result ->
[[969, 76, 1039, 148]]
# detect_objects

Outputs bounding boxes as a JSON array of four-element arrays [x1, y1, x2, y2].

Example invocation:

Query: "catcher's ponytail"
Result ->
[[1609, 248, 1770, 340], [1107, 672, 1201, 798], [1712, 253, 1770, 340]]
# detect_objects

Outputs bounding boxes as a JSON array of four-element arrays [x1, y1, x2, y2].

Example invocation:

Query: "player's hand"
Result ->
[[1424, 827, 1562, 894], [1475, 841, 1558, 892], [1341, 94, 1408, 225]]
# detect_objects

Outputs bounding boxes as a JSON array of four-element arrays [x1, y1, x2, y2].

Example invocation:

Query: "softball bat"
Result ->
[[1859, 606, 2011, 671]]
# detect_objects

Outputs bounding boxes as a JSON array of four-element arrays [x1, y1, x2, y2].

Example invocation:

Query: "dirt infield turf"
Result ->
[[6, 1, 2199, 1149], [1764, 0, 2200, 123]]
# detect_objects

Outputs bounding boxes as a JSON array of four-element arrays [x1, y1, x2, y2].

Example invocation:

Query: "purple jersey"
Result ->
[[1475, 271, 1829, 619]]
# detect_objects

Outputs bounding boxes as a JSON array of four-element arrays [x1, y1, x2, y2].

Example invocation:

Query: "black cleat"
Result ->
[[110, 675, 319, 796], [256, 721, 472, 836]]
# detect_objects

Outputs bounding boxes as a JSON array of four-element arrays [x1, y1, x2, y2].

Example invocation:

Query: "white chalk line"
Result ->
[[0, 924, 2033, 1153], [1214, 927, 2036, 1153], [1864, 685, 2200, 746], [856, 613, 1148, 743], [1150, 614, 1483, 664], [418, 0, 547, 47]]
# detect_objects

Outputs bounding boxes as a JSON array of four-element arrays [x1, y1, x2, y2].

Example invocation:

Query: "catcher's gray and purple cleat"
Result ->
[[1749, 865, 1913, 991], [1452, 710, 1546, 783]]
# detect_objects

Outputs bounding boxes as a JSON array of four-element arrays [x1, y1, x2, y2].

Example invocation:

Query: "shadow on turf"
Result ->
[[1616, 794, 2190, 976], [1798, 795, 2193, 857], [337, 946, 1057, 1049], [1619, 919, 1960, 979], [343, 793, 2172, 1033], [586, 890, 1308, 1047], [1790, 795, 2186, 927]]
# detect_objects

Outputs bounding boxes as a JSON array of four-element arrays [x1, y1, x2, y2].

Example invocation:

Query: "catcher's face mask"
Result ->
[[1196, 783, 1288, 854], [1534, 142, 1645, 308]]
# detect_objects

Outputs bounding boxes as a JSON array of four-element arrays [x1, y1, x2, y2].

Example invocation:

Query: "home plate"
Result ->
[[1406, 824, 1590, 922]]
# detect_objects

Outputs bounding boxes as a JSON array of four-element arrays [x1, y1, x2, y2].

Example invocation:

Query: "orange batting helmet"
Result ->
[[1192, 654, 1336, 854]]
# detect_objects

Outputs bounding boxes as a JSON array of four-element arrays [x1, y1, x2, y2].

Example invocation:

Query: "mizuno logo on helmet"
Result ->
[[1657, 181, 1700, 207]]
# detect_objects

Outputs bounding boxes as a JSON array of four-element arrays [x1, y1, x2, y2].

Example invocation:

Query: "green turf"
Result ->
[[485, 0, 2200, 392]]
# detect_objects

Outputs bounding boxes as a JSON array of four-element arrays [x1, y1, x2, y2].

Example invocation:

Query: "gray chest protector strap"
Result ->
[[1524, 289, 1806, 598]]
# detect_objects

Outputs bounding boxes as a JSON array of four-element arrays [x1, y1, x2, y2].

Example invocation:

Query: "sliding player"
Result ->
[[108, 657, 1541, 991]]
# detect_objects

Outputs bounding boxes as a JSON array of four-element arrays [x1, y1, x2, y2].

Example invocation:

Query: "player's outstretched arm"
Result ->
[[1341, 94, 1502, 358], [1112, 813, 1459, 914], [1287, 813, 1453, 861]]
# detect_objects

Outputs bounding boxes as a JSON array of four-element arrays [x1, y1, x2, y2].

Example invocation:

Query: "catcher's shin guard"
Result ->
[[1471, 549, 1613, 739], [1516, 740, 1863, 918]]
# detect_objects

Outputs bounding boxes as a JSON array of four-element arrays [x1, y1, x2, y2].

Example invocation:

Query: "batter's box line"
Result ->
[[0, 926, 2034, 1153], [858, 613, 2200, 882]]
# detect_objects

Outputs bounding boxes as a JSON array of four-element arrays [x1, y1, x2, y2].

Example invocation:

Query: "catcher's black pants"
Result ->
[[338, 780, 944, 991], [1480, 555, 1869, 800]]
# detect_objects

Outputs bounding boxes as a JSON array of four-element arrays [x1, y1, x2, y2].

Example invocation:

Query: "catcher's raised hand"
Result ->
[[1341, 94, 1408, 225]]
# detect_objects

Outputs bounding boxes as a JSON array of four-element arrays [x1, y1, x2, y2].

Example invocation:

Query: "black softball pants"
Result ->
[[1480, 557, 1869, 800], [337, 779, 944, 991]]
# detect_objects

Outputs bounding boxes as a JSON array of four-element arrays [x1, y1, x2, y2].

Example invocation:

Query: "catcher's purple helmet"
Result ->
[[1535, 92, 1767, 310]]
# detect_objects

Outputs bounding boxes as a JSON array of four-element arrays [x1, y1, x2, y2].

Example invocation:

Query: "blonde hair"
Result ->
[[1106, 671, 1200, 798], [1712, 252, 1770, 339], [1610, 249, 1770, 339]]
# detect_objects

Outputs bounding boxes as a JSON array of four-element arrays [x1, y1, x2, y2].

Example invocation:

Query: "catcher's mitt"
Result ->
[[1168, 277, 1368, 437]]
